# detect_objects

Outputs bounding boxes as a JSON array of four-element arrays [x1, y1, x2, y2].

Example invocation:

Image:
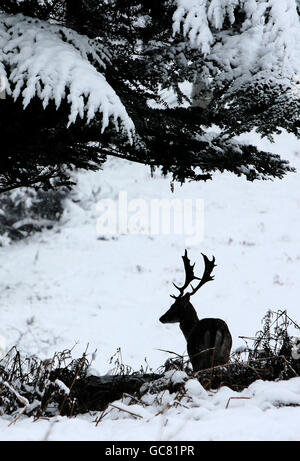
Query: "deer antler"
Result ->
[[189, 253, 216, 296], [171, 249, 200, 298], [171, 250, 216, 299]]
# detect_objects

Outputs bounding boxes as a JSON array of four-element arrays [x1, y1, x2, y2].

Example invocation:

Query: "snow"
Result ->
[[161, 370, 189, 386], [54, 379, 70, 396], [1, 378, 300, 441], [0, 13, 134, 135], [174, 0, 300, 100], [0, 129, 300, 439], [0, 335, 6, 359], [173, 0, 214, 54], [291, 337, 300, 360]]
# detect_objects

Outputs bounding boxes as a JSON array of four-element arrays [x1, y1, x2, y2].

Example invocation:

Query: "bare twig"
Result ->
[[225, 397, 251, 409], [109, 404, 143, 419], [59, 344, 89, 415]]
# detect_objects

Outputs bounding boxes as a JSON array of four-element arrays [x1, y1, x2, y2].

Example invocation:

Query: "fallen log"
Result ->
[[1, 341, 299, 418], [71, 373, 162, 413], [67, 356, 300, 413]]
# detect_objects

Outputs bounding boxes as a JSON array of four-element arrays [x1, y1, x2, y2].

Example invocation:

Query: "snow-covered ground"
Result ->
[[1, 375, 300, 441], [1, 130, 300, 440]]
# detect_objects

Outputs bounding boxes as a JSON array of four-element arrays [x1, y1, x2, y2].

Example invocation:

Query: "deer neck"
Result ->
[[179, 302, 199, 340]]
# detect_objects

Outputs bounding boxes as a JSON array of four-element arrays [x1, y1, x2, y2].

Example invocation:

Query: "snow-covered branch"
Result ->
[[0, 13, 134, 135], [174, 0, 300, 98], [173, 0, 239, 52]]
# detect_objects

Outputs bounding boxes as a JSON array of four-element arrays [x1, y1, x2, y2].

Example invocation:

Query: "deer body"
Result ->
[[187, 317, 232, 370], [159, 251, 232, 371]]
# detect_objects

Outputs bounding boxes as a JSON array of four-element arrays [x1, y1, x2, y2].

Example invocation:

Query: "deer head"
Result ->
[[159, 250, 216, 325]]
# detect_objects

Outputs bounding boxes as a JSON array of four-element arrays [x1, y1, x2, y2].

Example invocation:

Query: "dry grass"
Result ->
[[0, 310, 299, 420]]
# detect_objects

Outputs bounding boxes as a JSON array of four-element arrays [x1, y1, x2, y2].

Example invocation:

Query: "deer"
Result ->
[[159, 250, 232, 372]]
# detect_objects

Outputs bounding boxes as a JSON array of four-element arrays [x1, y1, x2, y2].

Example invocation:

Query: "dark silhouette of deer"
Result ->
[[159, 250, 232, 371]]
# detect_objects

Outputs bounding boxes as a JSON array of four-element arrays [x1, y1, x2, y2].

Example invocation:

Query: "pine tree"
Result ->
[[0, 0, 298, 192]]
